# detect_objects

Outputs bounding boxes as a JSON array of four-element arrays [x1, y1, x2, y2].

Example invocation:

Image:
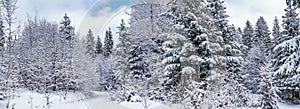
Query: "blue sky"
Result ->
[[17, 0, 286, 38], [89, 0, 132, 16]]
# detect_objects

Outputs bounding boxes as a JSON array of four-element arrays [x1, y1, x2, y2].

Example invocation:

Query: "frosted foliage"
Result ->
[[73, 38, 98, 96], [183, 81, 206, 109], [274, 35, 300, 76], [181, 67, 196, 74]]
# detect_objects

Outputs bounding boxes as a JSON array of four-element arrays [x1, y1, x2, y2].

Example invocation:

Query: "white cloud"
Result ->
[[225, 0, 285, 29]]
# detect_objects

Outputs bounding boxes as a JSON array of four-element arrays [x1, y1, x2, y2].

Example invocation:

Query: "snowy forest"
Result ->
[[1, 0, 300, 109]]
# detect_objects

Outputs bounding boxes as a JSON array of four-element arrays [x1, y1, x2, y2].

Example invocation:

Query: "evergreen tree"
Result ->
[[207, 0, 229, 38], [95, 36, 103, 54], [128, 45, 150, 80], [111, 19, 130, 101], [58, 13, 76, 96], [274, 36, 300, 104], [271, 17, 282, 72], [86, 29, 95, 57], [169, 0, 229, 108], [123, 1, 167, 104], [260, 68, 279, 109], [282, 3, 299, 41], [103, 28, 114, 57], [243, 17, 271, 94], [273, 2, 300, 104], [254, 16, 272, 57], [73, 36, 98, 97], [159, 33, 182, 103], [59, 13, 74, 41], [242, 20, 254, 56], [272, 17, 282, 46]]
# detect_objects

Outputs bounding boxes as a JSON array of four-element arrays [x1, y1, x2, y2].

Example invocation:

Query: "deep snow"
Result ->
[[1, 90, 300, 109]]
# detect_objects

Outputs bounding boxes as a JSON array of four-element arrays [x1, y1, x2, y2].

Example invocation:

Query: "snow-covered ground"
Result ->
[[277, 102, 300, 109], [1, 90, 300, 109], [0, 90, 172, 109], [0, 90, 89, 109]]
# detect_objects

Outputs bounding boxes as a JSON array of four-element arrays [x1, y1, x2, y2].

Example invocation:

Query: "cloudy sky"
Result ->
[[16, 0, 286, 39]]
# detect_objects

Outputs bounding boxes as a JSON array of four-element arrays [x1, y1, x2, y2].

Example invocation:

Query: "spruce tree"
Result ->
[[254, 16, 272, 57], [124, 1, 167, 104], [169, 0, 228, 108], [242, 20, 254, 55], [260, 68, 279, 109], [86, 29, 95, 57], [59, 14, 74, 41], [207, 0, 229, 38], [273, 2, 300, 104], [58, 13, 76, 95], [272, 17, 282, 46], [103, 28, 114, 57], [111, 19, 130, 101], [160, 35, 181, 102], [95, 36, 103, 54], [282, 4, 299, 41], [243, 17, 271, 94], [271, 17, 282, 72]]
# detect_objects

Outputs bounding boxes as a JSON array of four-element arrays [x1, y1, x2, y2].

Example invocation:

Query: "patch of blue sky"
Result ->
[[89, 0, 132, 16]]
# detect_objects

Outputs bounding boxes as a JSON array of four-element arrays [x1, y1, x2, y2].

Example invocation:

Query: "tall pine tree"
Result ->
[[272, 17, 282, 46], [95, 36, 103, 54], [273, 2, 300, 104], [103, 28, 114, 57], [86, 29, 96, 57]]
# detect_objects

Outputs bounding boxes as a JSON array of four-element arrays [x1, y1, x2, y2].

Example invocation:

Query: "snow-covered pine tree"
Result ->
[[272, 17, 282, 46], [100, 28, 115, 93], [207, 1, 250, 106], [59, 14, 74, 41], [128, 45, 150, 80], [243, 46, 264, 107], [222, 25, 250, 107], [73, 36, 98, 97], [273, 2, 300, 104], [58, 14, 76, 96], [260, 67, 279, 109], [103, 28, 114, 57], [127, 43, 153, 103], [95, 35, 103, 54], [207, 0, 229, 38], [110, 19, 129, 102], [164, 1, 210, 107], [167, 0, 229, 108], [273, 34, 300, 104], [282, 4, 299, 41], [159, 33, 182, 103], [243, 17, 271, 94], [85, 29, 96, 57], [242, 20, 254, 57], [254, 16, 272, 57], [271, 16, 282, 73], [123, 1, 167, 104]]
